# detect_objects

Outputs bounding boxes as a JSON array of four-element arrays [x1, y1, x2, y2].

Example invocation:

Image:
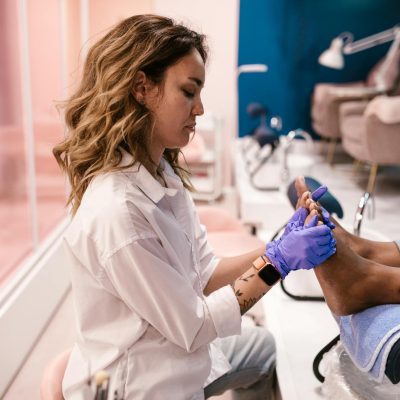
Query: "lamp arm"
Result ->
[[343, 26, 399, 54]]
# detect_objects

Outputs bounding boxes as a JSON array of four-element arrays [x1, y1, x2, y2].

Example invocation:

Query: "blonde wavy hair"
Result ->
[[53, 14, 208, 215]]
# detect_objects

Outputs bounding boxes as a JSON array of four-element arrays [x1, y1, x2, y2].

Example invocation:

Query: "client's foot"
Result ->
[[316, 233, 400, 314], [314, 235, 379, 315], [294, 176, 309, 198], [294, 176, 363, 254]]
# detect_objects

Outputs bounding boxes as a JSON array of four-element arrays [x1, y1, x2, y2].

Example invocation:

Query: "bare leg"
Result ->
[[347, 235, 400, 268], [314, 234, 400, 315], [294, 176, 400, 268]]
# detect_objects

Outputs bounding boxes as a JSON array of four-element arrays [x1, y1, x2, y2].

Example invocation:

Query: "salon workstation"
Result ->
[[1, 1, 400, 400]]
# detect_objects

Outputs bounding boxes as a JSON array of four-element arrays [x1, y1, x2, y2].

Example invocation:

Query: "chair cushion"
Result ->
[[340, 113, 368, 162], [339, 100, 369, 118], [365, 95, 400, 124]]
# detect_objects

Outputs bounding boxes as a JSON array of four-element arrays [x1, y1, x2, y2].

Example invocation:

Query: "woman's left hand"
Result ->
[[266, 214, 336, 279]]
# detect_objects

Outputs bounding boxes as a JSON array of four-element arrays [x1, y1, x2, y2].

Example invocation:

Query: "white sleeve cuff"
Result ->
[[205, 285, 241, 338]]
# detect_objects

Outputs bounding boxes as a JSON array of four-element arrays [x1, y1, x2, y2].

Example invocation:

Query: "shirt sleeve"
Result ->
[[195, 221, 220, 289], [103, 236, 241, 353], [186, 192, 221, 289]]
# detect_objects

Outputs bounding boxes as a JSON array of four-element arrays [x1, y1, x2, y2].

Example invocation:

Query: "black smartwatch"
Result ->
[[252, 255, 281, 286]]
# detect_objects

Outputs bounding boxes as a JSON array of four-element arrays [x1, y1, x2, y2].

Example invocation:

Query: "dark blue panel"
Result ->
[[238, 0, 400, 137]]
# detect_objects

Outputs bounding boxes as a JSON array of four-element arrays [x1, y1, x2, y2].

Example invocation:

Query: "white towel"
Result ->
[[339, 304, 400, 382]]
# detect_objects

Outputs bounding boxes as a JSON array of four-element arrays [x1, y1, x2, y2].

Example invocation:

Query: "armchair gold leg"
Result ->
[[366, 164, 379, 195], [327, 138, 337, 165]]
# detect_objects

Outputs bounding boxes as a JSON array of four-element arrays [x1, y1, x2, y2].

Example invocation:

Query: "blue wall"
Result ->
[[238, 0, 400, 137]]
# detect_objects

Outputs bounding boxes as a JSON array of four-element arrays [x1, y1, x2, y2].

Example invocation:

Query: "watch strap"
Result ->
[[252, 255, 281, 286], [252, 255, 269, 271]]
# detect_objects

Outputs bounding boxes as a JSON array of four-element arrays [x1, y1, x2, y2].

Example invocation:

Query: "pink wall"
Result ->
[[27, 0, 62, 122], [0, 0, 23, 125], [64, 0, 82, 95], [89, 0, 153, 39], [63, 0, 153, 97]]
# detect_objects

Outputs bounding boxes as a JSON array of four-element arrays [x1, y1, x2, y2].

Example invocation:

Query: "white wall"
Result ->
[[154, 0, 240, 187]]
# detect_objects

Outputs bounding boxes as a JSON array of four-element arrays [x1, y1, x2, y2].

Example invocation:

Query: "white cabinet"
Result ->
[[182, 114, 223, 202]]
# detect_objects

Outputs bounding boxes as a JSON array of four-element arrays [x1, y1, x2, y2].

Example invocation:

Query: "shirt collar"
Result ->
[[120, 149, 183, 204]]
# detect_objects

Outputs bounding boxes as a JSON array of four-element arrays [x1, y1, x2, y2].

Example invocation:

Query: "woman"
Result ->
[[54, 14, 336, 400]]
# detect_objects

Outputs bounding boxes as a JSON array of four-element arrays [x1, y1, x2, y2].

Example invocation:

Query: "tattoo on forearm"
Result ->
[[239, 273, 255, 282], [232, 275, 266, 314], [240, 296, 262, 313]]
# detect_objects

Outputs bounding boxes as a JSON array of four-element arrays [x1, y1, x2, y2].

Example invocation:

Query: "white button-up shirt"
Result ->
[[62, 152, 242, 400]]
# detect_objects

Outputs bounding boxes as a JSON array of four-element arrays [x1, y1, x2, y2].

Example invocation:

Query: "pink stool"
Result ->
[[40, 348, 71, 400], [207, 231, 264, 257], [196, 205, 263, 257], [196, 205, 246, 233]]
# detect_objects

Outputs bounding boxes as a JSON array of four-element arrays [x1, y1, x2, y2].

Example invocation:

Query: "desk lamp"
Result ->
[[319, 25, 400, 91]]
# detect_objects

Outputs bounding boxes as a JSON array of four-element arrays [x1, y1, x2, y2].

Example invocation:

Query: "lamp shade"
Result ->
[[237, 64, 268, 75], [318, 37, 345, 69]]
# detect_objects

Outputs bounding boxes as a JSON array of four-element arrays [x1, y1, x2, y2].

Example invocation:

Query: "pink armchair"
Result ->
[[311, 39, 400, 163], [340, 95, 400, 195]]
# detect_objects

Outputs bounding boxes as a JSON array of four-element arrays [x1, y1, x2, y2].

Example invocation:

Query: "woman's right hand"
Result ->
[[265, 214, 336, 279]]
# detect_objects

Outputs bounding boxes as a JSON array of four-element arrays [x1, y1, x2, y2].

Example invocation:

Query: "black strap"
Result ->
[[280, 280, 325, 302], [385, 337, 400, 384], [312, 334, 400, 384], [312, 334, 340, 383], [272, 222, 325, 302]]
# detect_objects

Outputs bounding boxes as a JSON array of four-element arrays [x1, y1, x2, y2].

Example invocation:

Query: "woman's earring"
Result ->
[[137, 97, 145, 105]]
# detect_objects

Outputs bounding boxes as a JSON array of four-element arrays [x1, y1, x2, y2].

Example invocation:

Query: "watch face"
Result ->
[[259, 264, 281, 286]]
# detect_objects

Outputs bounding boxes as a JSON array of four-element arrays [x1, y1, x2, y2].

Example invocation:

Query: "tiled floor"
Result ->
[[3, 144, 400, 400]]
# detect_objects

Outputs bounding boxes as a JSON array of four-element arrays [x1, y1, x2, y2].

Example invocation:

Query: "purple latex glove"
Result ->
[[265, 215, 336, 279], [282, 207, 309, 237], [311, 185, 336, 230], [311, 185, 328, 202]]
